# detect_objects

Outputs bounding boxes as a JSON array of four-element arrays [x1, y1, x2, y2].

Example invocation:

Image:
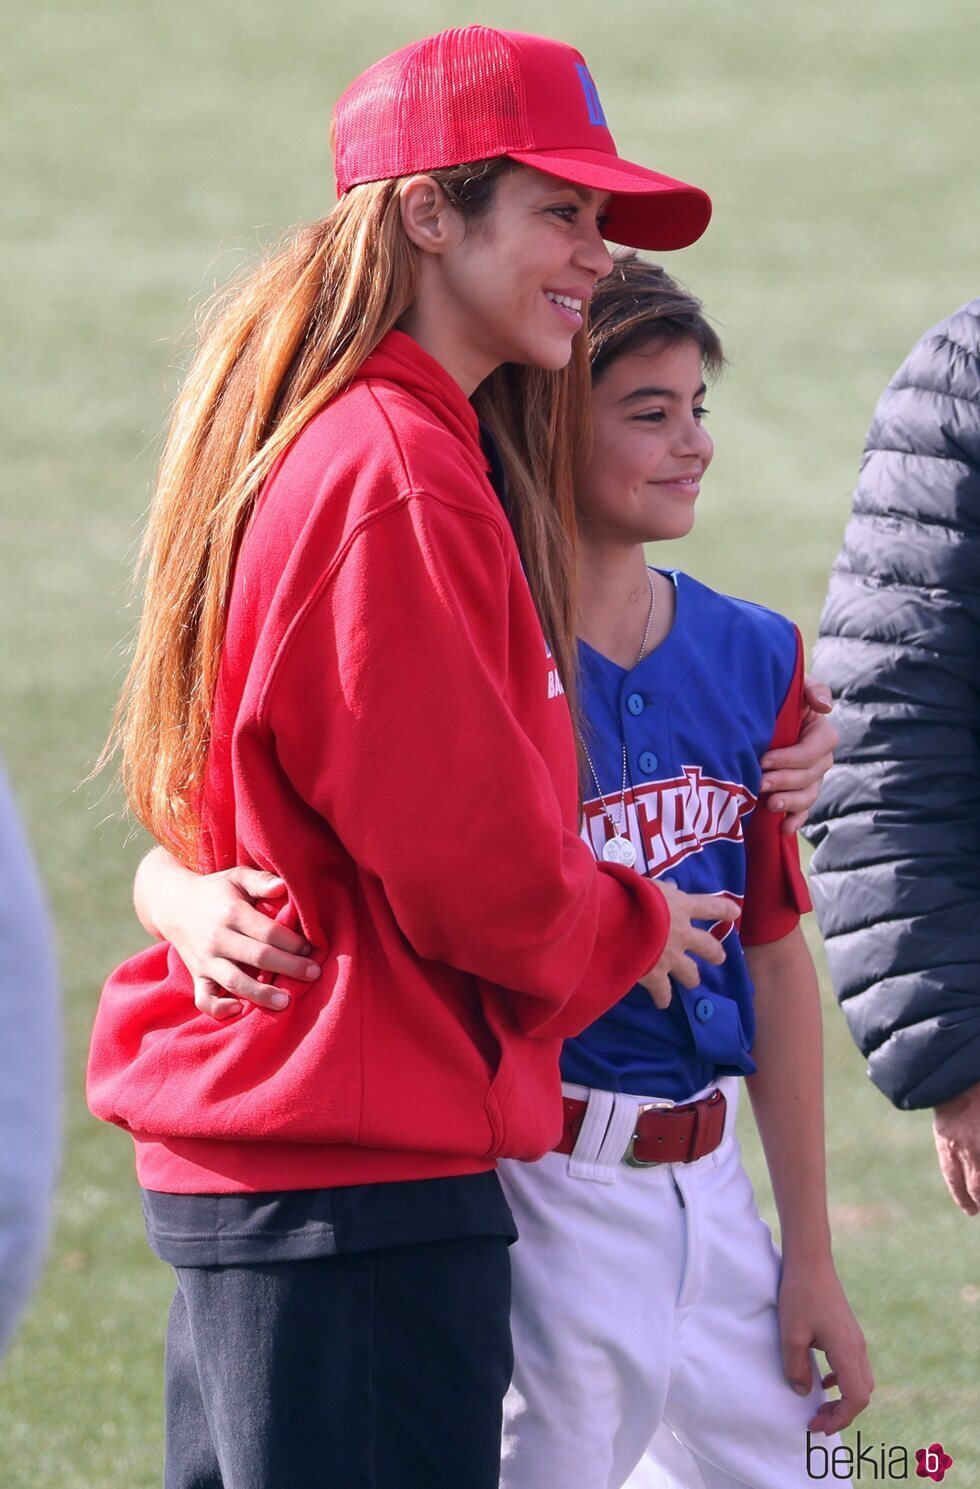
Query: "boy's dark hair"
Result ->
[[588, 249, 725, 382]]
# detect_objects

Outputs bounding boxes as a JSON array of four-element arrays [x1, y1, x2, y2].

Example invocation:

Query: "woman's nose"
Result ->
[[575, 221, 614, 282]]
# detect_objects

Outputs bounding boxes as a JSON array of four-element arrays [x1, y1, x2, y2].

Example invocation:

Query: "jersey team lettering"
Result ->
[[582, 765, 756, 874]]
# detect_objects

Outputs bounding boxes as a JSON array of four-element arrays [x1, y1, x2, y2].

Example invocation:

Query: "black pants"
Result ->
[[164, 1237, 513, 1489]]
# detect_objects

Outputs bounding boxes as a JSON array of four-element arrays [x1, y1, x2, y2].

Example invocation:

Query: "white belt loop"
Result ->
[[564, 1088, 676, 1184], [595, 1097, 649, 1170], [566, 1088, 617, 1183]]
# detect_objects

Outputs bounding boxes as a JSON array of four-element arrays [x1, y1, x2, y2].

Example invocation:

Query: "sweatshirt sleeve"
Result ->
[[261, 490, 670, 1038], [740, 626, 812, 946]]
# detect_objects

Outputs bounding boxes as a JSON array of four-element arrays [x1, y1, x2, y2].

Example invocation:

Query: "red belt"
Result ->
[[555, 1088, 727, 1168]]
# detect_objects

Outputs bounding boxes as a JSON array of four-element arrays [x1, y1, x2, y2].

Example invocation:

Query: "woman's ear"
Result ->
[[399, 176, 463, 256]]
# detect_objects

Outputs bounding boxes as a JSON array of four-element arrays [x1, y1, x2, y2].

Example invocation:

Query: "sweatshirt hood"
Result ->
[[355, 330, 489, 474]]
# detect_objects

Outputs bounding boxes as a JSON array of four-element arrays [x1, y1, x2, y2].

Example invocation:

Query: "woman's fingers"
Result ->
[[760, 711, 838, 788], [801, 674, 834, 715], [761, 736, 834, 830], [638, 887, 738, 1005], [668, 956, 700, 990], [644, 973, 673, 1009], [684, 892, 739, 925], [759, 763, 832, 802], [637, 886, 740, 1008], [688, 927, 728, 966]]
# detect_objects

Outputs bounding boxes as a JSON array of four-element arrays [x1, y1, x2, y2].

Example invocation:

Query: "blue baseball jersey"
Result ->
[[561, 570, 810, 1101]]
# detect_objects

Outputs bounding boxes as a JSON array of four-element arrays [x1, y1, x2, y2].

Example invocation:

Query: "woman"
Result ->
[[88, 27, 740, 1489]]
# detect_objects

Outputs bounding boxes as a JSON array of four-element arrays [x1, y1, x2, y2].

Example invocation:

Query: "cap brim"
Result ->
[[505, 147, 711, 251]]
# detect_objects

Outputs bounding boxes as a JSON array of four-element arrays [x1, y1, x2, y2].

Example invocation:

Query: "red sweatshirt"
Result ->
[[88, 331, 670, 1193]]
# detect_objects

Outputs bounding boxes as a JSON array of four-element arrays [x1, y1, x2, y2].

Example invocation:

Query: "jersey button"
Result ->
[[638, 751, 658, 773], [626, 692, 645, 716], [694, 997, 715, 1023]]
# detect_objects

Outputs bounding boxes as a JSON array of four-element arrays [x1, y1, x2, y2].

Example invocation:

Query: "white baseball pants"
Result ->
[[498, 1078, 848, 1489]]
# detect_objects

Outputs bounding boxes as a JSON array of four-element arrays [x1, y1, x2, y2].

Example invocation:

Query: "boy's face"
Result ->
[[579, 337, 713, 546]]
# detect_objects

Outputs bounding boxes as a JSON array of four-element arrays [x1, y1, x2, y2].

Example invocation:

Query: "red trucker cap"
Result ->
[[332, 27, 711, 251]]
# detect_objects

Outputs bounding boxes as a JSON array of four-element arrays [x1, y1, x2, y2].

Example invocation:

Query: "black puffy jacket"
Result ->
[[806, 300, 980, 1111]]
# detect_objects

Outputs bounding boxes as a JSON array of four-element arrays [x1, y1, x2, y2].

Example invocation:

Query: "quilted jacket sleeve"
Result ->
[[805, 300, 980, 1110]]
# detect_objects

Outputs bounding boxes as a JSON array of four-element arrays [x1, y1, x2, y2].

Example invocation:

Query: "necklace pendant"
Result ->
[[602, 834, 637, 868]]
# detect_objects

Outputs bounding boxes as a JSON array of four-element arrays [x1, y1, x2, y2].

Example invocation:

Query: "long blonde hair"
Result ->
[[109, 161, 587, 861]]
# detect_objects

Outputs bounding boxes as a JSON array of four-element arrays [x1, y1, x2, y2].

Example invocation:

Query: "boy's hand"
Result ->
[[155, 863, 321, 1019], [637, 883, 739, 1009], [759, 674, 838, 835], [777, 1255, 874, 1434]]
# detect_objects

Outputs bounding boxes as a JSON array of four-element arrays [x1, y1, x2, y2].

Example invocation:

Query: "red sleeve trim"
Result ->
[[739, 627, 813, 946]]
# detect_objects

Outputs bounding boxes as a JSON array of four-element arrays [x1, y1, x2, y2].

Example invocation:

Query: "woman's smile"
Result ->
[[545, 289, 588, 329]]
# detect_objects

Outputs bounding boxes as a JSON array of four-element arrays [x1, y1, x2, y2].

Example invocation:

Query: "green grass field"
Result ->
[[2, 0, 977, 1483]]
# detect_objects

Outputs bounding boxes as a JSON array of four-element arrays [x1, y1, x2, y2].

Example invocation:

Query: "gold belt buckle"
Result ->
[[623, 1100, 675, 1168]]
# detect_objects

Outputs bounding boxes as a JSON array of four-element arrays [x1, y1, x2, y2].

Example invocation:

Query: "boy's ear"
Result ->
[[399, 176, 463, 256]]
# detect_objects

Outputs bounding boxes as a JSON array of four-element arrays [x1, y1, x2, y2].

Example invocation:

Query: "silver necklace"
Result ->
[[579, 569, 656, 869]]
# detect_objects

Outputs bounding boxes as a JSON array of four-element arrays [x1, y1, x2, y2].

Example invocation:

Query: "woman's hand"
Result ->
[[777, 1254, 874, 1435], [636, 882, 739, 1009], [134, 848, 321, 1019], [760, 674, 839, 835]]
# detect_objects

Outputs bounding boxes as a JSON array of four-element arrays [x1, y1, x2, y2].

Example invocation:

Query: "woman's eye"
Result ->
[[635, 410, 666, 424], [694, 406, 710, 419], [548, 205, 578, 223]]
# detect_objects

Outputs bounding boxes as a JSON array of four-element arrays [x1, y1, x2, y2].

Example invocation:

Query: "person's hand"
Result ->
[[933, 1082, 980, 1216], [760, 675, 839, 835], [162, 865, 321, 1020], [637, 882, 739, 1009], [777, 1255, 874, 1435]]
